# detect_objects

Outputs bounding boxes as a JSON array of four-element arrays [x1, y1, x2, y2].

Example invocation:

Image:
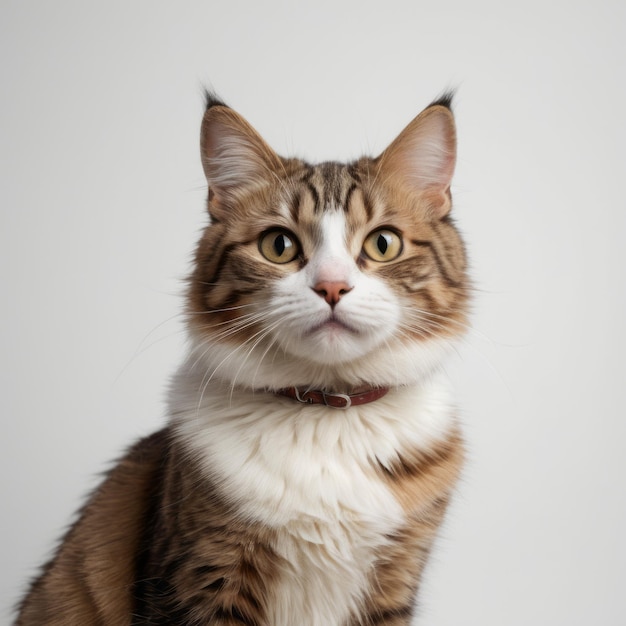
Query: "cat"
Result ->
[[16, 91, 469, 626]]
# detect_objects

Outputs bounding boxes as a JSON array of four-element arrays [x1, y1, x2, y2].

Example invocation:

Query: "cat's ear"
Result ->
[[200, 92, 283, 216], [378, 96, 456, 218]]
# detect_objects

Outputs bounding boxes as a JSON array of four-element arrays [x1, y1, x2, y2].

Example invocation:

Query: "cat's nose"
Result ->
[[313, 281, 353, 307]]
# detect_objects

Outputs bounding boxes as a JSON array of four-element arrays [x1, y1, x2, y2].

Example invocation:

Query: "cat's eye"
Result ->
[[259, 229, 300, 264], [362, 229, 403, 262]]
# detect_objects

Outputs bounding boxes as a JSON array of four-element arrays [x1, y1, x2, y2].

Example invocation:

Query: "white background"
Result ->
[[2, 1, 625, 624]]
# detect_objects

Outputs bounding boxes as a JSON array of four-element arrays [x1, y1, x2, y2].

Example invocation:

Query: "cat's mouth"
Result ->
[[309, 315, 358, 335]]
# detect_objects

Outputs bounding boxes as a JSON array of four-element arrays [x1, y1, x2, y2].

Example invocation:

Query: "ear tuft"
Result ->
[[427, 89, 455, 111], [203, 89, 228, 111]]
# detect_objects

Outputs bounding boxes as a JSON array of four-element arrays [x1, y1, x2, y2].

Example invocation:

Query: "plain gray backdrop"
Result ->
[[2, 1, 625, 624]]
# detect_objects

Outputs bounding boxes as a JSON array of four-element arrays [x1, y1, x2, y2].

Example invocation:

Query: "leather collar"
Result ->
[[276, 386, 389, 410]]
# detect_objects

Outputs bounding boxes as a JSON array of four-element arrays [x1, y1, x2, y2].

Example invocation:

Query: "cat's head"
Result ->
[[186, 92, 469, 391]]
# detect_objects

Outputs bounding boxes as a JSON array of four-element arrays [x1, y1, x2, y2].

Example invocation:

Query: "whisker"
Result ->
[[228, 318, 286, 400], [251, 331, 284, 390], [194, 311, 278, 411], [185, 310, 271, 375], [400, 309, 507, 390], [113, 311, 188, 385], [187, 303, 255, 315], [403, 307, 493, 345]]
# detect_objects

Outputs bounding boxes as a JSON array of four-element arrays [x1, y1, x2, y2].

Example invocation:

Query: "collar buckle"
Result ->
[[322, 391, 351, 409]]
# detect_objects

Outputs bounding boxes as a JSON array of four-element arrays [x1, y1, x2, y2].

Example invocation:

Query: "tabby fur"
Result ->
[[17, 91, 469, 625]]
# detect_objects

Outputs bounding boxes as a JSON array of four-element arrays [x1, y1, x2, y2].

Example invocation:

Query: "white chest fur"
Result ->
[[171, 368, 456, 626]]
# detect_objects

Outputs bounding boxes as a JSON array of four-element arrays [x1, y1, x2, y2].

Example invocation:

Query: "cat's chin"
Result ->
[[280, 322, 386, 367]]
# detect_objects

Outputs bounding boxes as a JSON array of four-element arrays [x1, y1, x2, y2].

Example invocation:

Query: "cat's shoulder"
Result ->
[[16, 428, 171, 625], [74, 426, 172, 543], [104, 426, 171, 485]]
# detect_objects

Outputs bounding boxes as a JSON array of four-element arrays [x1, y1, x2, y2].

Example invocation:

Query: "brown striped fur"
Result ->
[[17, 92, 469, 625]]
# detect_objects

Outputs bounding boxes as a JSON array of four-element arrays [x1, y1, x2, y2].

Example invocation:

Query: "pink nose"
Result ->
[[313, 281, 353, 307]]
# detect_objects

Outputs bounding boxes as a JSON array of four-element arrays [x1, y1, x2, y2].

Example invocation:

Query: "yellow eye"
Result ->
[[362, 229, 403, 262], [259, 229, 299, 264]]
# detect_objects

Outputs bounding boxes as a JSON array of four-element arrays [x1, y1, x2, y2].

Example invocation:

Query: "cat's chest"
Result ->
[[172, 377, 456, 625], [174, 396, 403, 625], [175, 393, 404, 525], [173, 376, 454, 524]]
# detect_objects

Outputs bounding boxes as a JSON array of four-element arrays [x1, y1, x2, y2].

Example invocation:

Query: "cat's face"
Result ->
[[187, 95, 468, 390]]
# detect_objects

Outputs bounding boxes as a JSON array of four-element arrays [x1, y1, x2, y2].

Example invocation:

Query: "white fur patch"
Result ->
[[171, 367, 456, 626]]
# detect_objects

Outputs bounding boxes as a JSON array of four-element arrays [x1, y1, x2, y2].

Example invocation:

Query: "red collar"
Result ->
[[276, 386, 389, 409]]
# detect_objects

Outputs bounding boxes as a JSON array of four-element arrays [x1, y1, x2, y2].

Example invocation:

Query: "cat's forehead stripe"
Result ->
[[291, 162, 365, 220], [343, 183, 357, 215]]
